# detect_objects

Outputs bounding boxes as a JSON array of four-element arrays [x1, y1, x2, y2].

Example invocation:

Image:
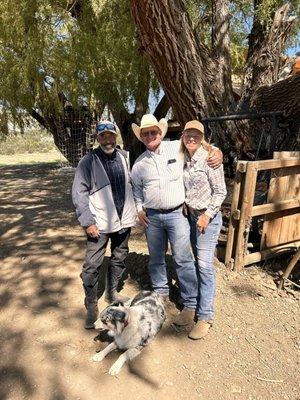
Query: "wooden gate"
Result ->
[[225, 152, 300, 271]]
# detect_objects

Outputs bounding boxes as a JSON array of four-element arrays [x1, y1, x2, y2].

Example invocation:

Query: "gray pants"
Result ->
[[81, 228, 131, 305]]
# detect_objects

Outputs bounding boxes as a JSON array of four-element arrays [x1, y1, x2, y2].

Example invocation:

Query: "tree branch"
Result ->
[[153, 95, 170, 120], [239, 3, 296, 110], [211, 0, 234, 109], [30, 109, 47, 129], [251, 73, 300, 118]]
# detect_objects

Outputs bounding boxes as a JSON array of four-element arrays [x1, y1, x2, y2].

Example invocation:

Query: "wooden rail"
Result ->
[[225, 155, 300, 271]]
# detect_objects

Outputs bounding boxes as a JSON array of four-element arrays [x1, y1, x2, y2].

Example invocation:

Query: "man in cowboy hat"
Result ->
[[72, 120, 136, 329], [131, 114, 223, 326]]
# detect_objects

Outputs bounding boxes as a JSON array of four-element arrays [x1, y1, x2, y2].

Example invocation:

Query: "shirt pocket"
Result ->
[[190, 165, 207, 185], [166, 160, 181, 181]]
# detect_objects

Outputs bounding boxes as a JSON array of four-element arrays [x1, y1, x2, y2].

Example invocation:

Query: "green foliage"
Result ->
[[0, 0, 298, 130], [0, 129, 56, 155], [0, 0, 151, 122]]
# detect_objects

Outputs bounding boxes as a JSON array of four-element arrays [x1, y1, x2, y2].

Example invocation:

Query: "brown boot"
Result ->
[[172, 308, 195, 326], [84, 303, 99, 329], [188, 320, 213, 340]]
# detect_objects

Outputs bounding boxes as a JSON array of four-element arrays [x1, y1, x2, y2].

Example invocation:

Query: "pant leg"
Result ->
[[81, 233, 109, 304], [165, 208, 198, 309], [190, 211, 222, 320], [108, 228, 131, 294], [145, 209, 169, 295]]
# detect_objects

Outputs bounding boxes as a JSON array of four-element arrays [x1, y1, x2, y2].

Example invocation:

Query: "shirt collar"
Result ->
[[191, 145, 205, 162], [146, 142, 163, 155]]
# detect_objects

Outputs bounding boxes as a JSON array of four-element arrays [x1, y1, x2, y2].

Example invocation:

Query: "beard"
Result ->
[[100, 143, 116, 154]]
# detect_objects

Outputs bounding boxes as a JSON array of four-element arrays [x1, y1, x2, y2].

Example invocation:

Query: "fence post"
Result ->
[[234, 162, 258, 271], [225, 161, 247, 269]]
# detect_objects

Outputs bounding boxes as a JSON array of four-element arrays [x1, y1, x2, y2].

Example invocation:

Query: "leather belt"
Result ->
[[147, 204, 183, 214]]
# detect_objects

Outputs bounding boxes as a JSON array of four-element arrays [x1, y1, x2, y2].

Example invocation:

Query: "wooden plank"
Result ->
[[225, 161, 247, 268], [252, 158, 300, 171], [261, 152, 300, 250], [251, 198, 300, 217], [245, 241, 300, 265], [273, 152, 300, 248], [234, 163, 258, 271]]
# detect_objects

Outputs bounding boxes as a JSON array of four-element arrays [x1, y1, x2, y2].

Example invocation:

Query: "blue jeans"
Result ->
[[145, 208, 198, 309], [189, 211, 222, 320]]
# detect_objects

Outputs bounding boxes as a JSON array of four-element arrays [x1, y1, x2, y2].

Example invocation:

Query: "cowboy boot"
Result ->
[[188, 320, 213, 340], [84, 299, 98, 329], [172, 308, 195, 326], [105, 264, 130, 304]]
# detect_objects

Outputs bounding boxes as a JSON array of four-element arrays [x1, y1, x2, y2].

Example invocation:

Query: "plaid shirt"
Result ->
[[183, 146, 226, 218], [96, 148, 125, 219]]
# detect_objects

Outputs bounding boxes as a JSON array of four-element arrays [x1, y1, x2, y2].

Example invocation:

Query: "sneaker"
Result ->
[[172, 308, 195, 326], [188, 320, 213, 340], [84, 304, 99, 329]]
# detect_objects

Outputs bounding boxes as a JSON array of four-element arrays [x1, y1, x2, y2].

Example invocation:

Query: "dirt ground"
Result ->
[[0, 162, 299, 400]]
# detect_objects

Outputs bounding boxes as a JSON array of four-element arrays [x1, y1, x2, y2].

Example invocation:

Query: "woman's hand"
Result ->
[[196, 214, 210, 233]]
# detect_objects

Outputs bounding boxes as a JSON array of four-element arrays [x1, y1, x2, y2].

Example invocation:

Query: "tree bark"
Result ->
[[130, 0, 297, 158], [131, 0, 211, 121], [239, 3, 295, 110], [130, 0, 247, 153]]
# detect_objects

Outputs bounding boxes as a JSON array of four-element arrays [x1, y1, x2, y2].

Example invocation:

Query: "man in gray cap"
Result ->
[[72, 121, 136, 328]]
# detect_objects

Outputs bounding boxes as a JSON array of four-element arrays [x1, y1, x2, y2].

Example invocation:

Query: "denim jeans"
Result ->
[[189, 211, 222, 320], [145, 208, 198, 309]]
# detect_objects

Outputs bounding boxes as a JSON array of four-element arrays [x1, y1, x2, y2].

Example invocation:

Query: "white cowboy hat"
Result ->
[[132, 114, 168, 141]]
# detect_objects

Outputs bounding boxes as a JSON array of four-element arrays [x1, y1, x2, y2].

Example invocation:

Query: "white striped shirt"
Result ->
[[131, 141, 185, 212]]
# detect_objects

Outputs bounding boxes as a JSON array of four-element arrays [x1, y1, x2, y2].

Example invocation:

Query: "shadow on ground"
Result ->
[[0, 163, 184, 399]]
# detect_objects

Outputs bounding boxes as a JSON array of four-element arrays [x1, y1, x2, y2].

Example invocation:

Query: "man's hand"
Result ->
[[207, 149, 223, 169], [196, 214, 210, 233], [86, 225, 100, 238], [138, 210, 149, 228]]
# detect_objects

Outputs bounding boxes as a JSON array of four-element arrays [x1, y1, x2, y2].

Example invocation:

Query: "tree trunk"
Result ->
[[130, 0, 297, 158], [130, 0, 249, 154], [239, 3, 296, 110]]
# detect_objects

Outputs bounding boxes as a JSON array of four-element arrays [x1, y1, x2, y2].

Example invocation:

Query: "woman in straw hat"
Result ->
[[180, 120, 226, 340]]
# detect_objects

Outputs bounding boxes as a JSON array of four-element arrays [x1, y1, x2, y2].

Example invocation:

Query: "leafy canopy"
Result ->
[[0, 0, 298, 130]]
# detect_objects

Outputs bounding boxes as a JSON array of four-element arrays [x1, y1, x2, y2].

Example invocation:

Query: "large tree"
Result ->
[[0, 0, 299, 165], [130, 0, 300, 157]]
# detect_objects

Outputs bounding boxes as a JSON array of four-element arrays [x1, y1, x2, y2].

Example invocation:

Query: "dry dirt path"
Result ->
[[0, 162, 299, 400]]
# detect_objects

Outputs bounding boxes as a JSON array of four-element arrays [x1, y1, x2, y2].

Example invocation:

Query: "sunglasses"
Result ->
[[183, 132, 202, 140], [140, 130, 160, 138], [96, 123, 116, 133]]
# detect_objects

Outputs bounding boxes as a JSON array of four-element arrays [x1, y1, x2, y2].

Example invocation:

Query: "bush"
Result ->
[[0, 130, 56, 155]]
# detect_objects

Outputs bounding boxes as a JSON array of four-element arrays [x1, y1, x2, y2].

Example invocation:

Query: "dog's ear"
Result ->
[[112, 309, 126, 323]]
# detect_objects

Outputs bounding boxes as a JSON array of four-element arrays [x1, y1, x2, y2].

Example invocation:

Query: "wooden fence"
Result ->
[[225, 153, 300, 271]]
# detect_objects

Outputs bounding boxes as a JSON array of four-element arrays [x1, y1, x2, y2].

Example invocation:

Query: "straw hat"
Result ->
[[132, 114, 168, 141]]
